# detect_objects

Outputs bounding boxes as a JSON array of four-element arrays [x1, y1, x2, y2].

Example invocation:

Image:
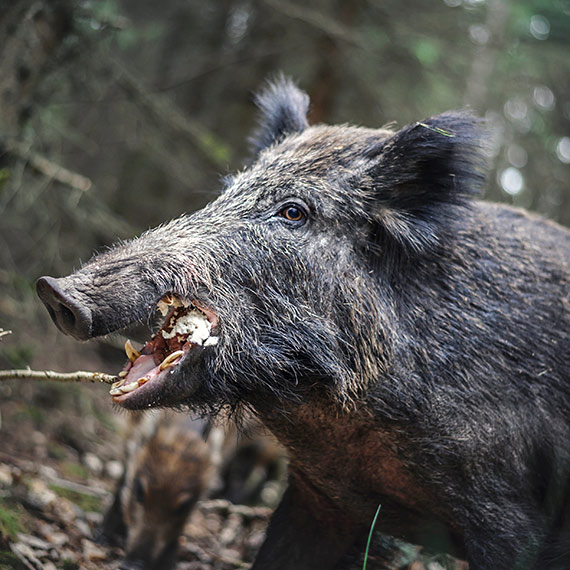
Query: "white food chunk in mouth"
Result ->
[[161, 309, 213, 345], [157, 296, 189, 317]]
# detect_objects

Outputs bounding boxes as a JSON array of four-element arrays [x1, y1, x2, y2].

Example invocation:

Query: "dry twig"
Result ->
[[200, 499, 272, 520], [4, 139, 93, 192], [107, 56, 231, 168], [262, 0, 368, 50], [0, 369, 118, 385]]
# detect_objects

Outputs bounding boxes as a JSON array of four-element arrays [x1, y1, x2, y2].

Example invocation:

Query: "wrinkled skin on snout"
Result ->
[[38, 78, 570, 570]]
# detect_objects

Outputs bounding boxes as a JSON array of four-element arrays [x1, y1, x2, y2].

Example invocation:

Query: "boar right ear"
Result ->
[[366, 112, 488, 255], [249, 75, 310, 156]]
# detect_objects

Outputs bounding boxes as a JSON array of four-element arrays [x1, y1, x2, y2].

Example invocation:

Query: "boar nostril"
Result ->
[[36, 276, 92, 340], [57, 302, 76, 329]]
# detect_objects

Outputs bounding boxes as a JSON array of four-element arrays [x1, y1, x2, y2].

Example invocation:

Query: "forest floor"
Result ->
[[0, 378, 272, 570]]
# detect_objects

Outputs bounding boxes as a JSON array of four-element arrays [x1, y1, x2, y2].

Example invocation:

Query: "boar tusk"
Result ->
[[159, 350, 185, 371], [125, 339, 141, 363]]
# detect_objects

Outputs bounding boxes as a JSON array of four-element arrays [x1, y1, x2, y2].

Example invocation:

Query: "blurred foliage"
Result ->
[[0, 552, 29, 570], [59, 461, 90, 480], [61, 559, 80, 570], [12, 404, 46, 428], [0, 498, 25, 539], [0, 0, 568, 370], [48, 484, 103, 512]]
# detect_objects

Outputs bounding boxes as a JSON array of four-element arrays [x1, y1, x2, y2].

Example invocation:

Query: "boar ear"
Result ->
[[249, 75, 310, 156], [367, 112, 488, 254]]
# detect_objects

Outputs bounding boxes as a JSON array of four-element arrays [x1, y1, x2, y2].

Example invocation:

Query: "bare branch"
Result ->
[[261, 0, 368, 51], [106, 56, 231, 169], [46, 474, 110, 499], [0, 369, 118, 385], [4, 139, 93, 192], [200, 499, 272, 520]]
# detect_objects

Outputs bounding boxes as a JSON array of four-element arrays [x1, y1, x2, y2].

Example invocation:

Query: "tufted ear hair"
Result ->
[[249, 74, 310, 157], [365, 112, 488, 255]]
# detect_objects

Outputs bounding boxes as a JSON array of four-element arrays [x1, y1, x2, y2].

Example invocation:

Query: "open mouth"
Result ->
[[110, 294, 219, 406]]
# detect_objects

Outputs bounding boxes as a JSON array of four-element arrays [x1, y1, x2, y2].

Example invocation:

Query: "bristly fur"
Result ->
[[249, 74, 310, 156], [38, 77, 570, 570], [364, 112, 489, 255]]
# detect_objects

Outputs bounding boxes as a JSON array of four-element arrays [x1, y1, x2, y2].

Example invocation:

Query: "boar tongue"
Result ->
[[125, 354, 157, 383], [111, 352, 174, 404]]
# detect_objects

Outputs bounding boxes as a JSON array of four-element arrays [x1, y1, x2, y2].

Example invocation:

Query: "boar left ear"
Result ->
[[249, 75, 310, 156], [367, 112, 488, 254]]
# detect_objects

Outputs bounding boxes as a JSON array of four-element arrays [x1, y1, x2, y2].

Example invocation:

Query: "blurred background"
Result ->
[[0, 0, 568, 567], [1, 0, 570, 371]]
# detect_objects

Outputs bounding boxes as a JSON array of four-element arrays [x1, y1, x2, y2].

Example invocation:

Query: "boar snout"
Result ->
[[119, 561, 142, 570], [121, 539, 178, 570], [119, 559, 145, 570], [36, 276, 92, 340]]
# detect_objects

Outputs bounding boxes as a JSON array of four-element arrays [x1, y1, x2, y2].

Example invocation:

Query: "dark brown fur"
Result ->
[[100, 412, 212, 570]]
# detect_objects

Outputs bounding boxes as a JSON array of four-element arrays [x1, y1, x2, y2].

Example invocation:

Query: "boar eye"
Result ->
[[174, 496, 195, 516], [278, 204, 306, 223], [134, 477, 145, 504]]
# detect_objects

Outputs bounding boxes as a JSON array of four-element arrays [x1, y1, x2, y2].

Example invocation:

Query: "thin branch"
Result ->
[[4, 139, 93, 192], [200, 499, 272, 520], [47, 474, 110, 499], [261, 0, 368, 51], [0, 369, 118, 385], [106, 55, 231, 168]]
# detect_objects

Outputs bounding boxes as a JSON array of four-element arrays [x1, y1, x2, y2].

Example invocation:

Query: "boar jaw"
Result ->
[[110, 295, 219, 408]]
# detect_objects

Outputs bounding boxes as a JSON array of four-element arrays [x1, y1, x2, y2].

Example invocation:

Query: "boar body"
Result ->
[[38, 78, 570, 570]]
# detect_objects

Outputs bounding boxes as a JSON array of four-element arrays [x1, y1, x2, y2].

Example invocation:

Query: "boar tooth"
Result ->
[[157, 299, 171, 316], [119, 381, 139, 393], [159, 350, 185, 371], [125, 339, 141, 362], [118, 371, 128, 378], [109, 387, 123, 396], [111, 380, 124, 389], [137, 377, 149, 386]]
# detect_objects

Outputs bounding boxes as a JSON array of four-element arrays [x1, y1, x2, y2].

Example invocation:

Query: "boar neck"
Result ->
[[256, 397, 464, 557]]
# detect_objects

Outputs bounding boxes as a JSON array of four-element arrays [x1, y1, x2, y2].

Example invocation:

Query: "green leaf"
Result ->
[[362, 503, 382, 570]]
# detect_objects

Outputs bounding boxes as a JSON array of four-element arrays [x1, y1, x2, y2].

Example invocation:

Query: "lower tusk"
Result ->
[[119, 381, 138, 394], [159, 350, 185, 371]]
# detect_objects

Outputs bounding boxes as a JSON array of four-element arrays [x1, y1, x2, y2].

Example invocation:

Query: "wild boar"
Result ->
[[38, 77, 570, 569]]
